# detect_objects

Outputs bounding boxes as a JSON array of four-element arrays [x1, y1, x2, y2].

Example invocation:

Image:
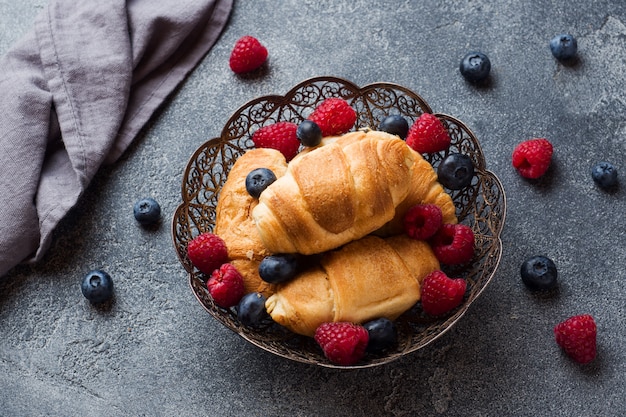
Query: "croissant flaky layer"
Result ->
[[265, 235, 440, 336], [252, 131, 416, 255]]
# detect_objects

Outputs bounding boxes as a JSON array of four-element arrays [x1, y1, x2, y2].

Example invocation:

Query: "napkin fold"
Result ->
[[0, 0, 233, 278]]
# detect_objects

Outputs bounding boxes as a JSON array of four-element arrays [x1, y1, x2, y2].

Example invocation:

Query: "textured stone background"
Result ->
[[1, 1, 625, 416]]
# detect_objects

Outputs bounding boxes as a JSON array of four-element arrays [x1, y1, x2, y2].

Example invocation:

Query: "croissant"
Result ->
[[375, 150, 457, 236], [252, 130, 416, 255], [265, 235, 440, 336], [214, 148, 288, 295], [307, 130, 458, 235]]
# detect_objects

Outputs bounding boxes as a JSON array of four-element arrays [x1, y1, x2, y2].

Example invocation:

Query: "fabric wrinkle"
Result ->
[[0, 0, 233, 278]]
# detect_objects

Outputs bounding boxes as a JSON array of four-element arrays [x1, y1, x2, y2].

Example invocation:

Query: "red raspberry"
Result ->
[[187, 232, 229, 275], [554, 314, 597, 364], [430, 223, 475, 265], [511, 138, 553, 179], [314, 322, 369, 366], [252, 122, 301, 161], [406, 113, 451, 154], [229, 35, 268, 74], [307, 98, 357, 137], [207, 263, 245, 308], [421, 270, 467, 316], [403, 204, 443, 240]]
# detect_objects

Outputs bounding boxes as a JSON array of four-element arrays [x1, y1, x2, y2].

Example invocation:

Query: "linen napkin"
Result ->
[[0, 0, 233, 278]]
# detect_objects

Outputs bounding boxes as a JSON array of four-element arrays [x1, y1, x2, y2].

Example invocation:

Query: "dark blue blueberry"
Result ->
[[520, 255, 558, 291], [378, 114, 409, 140], [81, 270, 114, 303], [237, 292, 269, 327], [550, 34, 578, 61], [258, 254, 299, 284], [133, 197, 161, 225], [296, 120, 323, 147], [437, 153, 475, 190], [363, 318, 397, 353], [591, 162, 618, 189], [245, 168, 277, 199], [459, 52, 491, 83]]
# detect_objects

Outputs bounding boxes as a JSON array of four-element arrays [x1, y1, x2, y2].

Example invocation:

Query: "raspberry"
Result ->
[[314, 322, 369, 366], [207, 263, 245, 308], [307, 98, 357, 137], [187, 232, 229, 275], [421, 270, 467, 316], [406, 113, 451, 154], [430, 223, 475, 265], [403, 204, 443, 240], [512, 138, 553, 179], [554, 314, 597, 364], [229, 35, 268, 74], [251, 122, 301, 161]]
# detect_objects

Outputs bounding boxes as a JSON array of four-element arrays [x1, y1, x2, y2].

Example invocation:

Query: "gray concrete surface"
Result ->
[[1, 1, 625, 416]]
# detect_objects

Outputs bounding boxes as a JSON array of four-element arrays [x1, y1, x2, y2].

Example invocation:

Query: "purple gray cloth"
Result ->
[[0, 0, 233, 278]]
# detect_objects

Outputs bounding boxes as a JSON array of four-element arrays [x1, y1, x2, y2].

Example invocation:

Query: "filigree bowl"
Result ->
[[172, 76, 506, 368]]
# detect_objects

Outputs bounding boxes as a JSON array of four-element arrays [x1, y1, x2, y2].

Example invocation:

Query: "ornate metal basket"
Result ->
[[172, 76, 506, 368]]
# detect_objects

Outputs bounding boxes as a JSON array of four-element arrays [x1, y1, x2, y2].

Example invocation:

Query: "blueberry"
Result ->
[[258, 254, 299, 284], [437, 153, 475, 190], [296, 120, 323, 147], [81, 270, 114, 303], [133, 197, 161, 225], [459, 52, 491, 83], [363, 318, 397, 353], [378, 114, 409, 140], [591, 161, 618, 189], [237, 292, 269, 327], [550, 34, 578, 61], [520, 255, 558, 291], [245, 168, 277, 199]]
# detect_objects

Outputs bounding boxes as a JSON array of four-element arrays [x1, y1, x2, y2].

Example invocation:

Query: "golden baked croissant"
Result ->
[[265, 235, 440, 336], [214, 130, 456, 310], [214, 148, 288, 295], [252, 131, 416, 255], [300, 130, 457, 236]]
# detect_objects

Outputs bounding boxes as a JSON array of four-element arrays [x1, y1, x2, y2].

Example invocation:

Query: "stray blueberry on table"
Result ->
[[258, 254, 299, 284], [245, 168, 277, 199], [520, 255, 558, 291], [378, 114, 410, 140], [591, 161, 618, 189], [437, 153, 475, 190], [133, 197, 161, 225], [363, 318, 398, 353], [459, 52, 491, 83], [550, 34, 578, 61], [296, 120, 323, 147], [237, 292, 269, 327], [81, 270, 114, 304]]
